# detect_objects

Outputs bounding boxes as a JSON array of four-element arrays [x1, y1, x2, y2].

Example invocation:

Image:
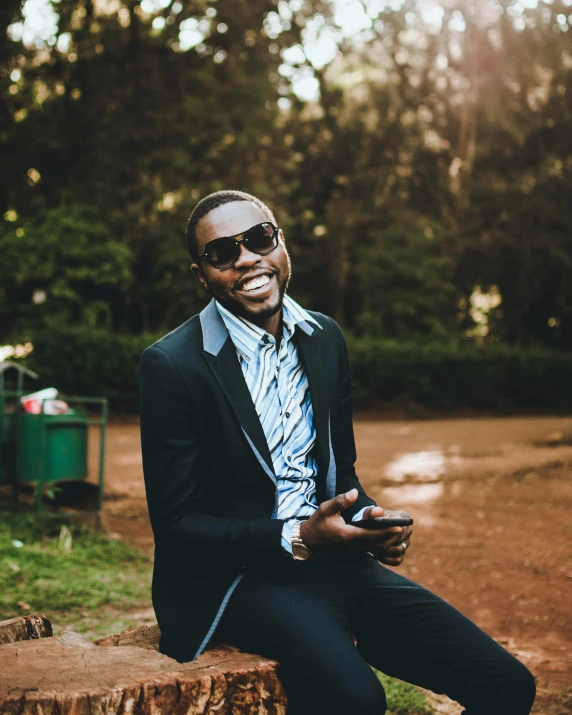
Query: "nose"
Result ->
[[233, 240, 263, 269]]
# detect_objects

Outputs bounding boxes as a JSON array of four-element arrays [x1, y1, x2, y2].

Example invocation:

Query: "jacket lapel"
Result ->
[[200, 300, 276, 487], [295, 325, 331, 488]]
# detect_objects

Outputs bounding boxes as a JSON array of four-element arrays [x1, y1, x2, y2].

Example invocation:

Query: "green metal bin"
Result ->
[[17, 409, 89, 484], [0, 363, 107, 519]]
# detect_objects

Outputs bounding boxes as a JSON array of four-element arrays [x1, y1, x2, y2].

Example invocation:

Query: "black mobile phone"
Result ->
[[353, 516, 413, 529]]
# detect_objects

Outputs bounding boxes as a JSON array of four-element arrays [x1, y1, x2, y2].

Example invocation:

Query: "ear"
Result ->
[[191, 262, 209, 292], [278, 228, 286, 246]]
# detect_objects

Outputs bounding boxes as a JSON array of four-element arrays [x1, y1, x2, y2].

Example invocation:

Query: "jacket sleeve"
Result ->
[[330, 322, 377, 522], [139, 344, 285, 565]]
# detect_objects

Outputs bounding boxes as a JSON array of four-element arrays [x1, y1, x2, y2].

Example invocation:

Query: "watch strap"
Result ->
[[291, 519, 312, 560]]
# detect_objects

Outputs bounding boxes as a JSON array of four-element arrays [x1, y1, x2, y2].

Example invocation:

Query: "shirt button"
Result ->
[[285, 411, 290, 418], [262, 335, 270, 344]]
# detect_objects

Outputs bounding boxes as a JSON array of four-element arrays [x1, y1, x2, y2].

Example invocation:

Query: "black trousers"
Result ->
[[214, 552, 535, 715]]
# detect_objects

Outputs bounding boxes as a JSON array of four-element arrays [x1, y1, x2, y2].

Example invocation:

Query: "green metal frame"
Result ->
[[0, 362, 39, 503]]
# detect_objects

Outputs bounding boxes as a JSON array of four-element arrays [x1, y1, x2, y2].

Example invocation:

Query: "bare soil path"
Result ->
[[98, 416, 572, 714]]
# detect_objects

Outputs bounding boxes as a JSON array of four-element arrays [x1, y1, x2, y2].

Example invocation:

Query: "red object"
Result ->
[[21, 399, 42, 414]]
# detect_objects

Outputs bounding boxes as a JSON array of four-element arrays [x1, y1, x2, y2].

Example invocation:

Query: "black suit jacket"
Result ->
[[139, 299, 376, 662]]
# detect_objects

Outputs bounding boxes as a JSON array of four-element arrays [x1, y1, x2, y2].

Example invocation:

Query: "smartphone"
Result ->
[[353, 516, 413, 529]]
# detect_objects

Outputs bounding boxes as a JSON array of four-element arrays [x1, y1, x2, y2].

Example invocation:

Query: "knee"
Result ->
[[331, 676, 387, 715], [458, 654, 536, 714], [503, 661, 536, 712], [292, 674, 386, 715], [483, 657, 536, 714]]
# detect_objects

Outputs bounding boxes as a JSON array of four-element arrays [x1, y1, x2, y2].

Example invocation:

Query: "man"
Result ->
[[139, 190, 535, 715]]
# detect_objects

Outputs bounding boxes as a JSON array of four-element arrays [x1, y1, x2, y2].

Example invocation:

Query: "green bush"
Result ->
[[346, 336, 572, 413], [20, 328, 160, 413], [10, 329, 572, 414]]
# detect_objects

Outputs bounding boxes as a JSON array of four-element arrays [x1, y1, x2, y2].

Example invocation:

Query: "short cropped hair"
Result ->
[[186, 190, 276, 261]]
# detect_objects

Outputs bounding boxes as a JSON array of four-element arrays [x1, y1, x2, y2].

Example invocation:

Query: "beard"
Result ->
[[209, 248, 292, 326]]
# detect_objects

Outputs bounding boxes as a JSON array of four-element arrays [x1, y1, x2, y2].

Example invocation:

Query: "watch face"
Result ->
[[292, 542, 311, 561]]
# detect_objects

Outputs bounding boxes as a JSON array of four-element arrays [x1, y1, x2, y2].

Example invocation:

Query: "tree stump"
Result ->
[[0, 621, 287, 714], [96, 623, 161, 651], [0, 615, 52, 645]]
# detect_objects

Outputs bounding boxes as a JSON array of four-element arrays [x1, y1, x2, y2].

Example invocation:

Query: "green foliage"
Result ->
[[346, 336, 572, 412], [376, 671, 434, 715], [1, 0, 571, 350], [353, 225, 459, 339], [11, 329, 572, 414], [0, 205, 132, 331], [0, 513, 151, 634], [22, 328, 158, 412], [1, 0, 298, 335]]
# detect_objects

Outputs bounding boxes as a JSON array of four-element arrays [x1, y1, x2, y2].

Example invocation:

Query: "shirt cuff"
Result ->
[[352, 507, 371, 523], [281, 520, 294, 556]]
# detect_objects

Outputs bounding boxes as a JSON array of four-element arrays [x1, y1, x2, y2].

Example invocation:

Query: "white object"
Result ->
[[43, 399, 69, 415], [21, 387, 58, 402], [21, 387, 58, 414]]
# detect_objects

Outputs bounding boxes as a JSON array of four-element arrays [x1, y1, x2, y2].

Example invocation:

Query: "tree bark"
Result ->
[[0, 628, 287, 714], [0, 615, 52, 645]]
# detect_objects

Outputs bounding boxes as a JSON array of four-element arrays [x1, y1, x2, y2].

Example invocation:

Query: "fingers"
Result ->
[[372, 548, 403, 566], [365, 526, 405, 549], [362, 505, 385, 519], [379, 522, 411, 547], [379, 554, 403, 567], [389, 541, 408, 557], [373, 536, 410, 567], [350, 514, 413, 551], [401, 525, 413, 542], [319, 489, 358, 517]]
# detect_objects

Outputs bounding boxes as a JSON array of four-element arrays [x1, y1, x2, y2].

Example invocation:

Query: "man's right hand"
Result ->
[[299, 489, 406, 555]]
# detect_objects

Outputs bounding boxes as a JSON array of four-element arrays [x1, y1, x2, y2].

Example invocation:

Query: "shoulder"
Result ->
[[140, 314, 204, 368], [306, 311, 346, 344]]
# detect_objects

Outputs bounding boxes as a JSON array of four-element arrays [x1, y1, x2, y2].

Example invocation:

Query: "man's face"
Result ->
[[192, 201, 291, 324]]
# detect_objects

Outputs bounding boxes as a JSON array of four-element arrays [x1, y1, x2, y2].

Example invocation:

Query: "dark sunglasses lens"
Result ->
[[206, 223, 277, 268], [245, 223, 277, 254], [208, 238, 240, 269]]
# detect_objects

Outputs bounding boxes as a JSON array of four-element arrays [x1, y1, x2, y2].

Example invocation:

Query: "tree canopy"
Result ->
[[1, 0, 571, 347]]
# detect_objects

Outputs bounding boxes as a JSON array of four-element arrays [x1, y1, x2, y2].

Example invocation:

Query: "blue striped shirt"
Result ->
[[217, 297, 321, 537], [217, 296, 369, 555]]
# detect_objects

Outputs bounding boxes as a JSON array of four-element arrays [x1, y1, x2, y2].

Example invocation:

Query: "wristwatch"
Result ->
[[291, 520, 312, 561]]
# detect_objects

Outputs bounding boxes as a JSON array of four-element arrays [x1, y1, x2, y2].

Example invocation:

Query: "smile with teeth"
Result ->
[[240, 275, 271, 292]]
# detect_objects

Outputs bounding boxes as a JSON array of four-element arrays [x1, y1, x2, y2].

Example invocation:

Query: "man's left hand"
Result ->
[[359, 505, 413, 567]]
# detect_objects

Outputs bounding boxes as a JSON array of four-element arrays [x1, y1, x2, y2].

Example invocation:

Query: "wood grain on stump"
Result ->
[[0, 615, 52, 645], [96, 623, 160, 651], [0, 631, 287, 714]]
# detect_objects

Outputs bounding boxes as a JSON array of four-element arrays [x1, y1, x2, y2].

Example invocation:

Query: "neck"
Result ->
[[248, 308, 283, 341]]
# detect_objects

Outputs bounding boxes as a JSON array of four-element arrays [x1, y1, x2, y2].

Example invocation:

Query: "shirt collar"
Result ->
[[215, 295, 320, 363]]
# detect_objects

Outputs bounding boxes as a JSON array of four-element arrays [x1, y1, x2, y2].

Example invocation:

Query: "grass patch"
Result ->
[[0, 512, 152, 638], [376, 670, 435, 714]]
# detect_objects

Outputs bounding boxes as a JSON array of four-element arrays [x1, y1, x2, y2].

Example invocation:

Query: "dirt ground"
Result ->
[[97, 416, 572, 714]]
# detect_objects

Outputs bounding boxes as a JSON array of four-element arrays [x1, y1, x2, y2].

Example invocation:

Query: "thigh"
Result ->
[[348, 557, 534, 714], [215, 564, 386, 715]]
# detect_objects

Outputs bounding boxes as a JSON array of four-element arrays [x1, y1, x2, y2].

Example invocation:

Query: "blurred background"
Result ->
[[1, 3, 571, 712], [1, 0, 571, 413]]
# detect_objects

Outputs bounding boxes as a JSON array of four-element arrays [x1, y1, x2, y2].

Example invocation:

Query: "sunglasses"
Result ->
[[198, 222, 279, 270]]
